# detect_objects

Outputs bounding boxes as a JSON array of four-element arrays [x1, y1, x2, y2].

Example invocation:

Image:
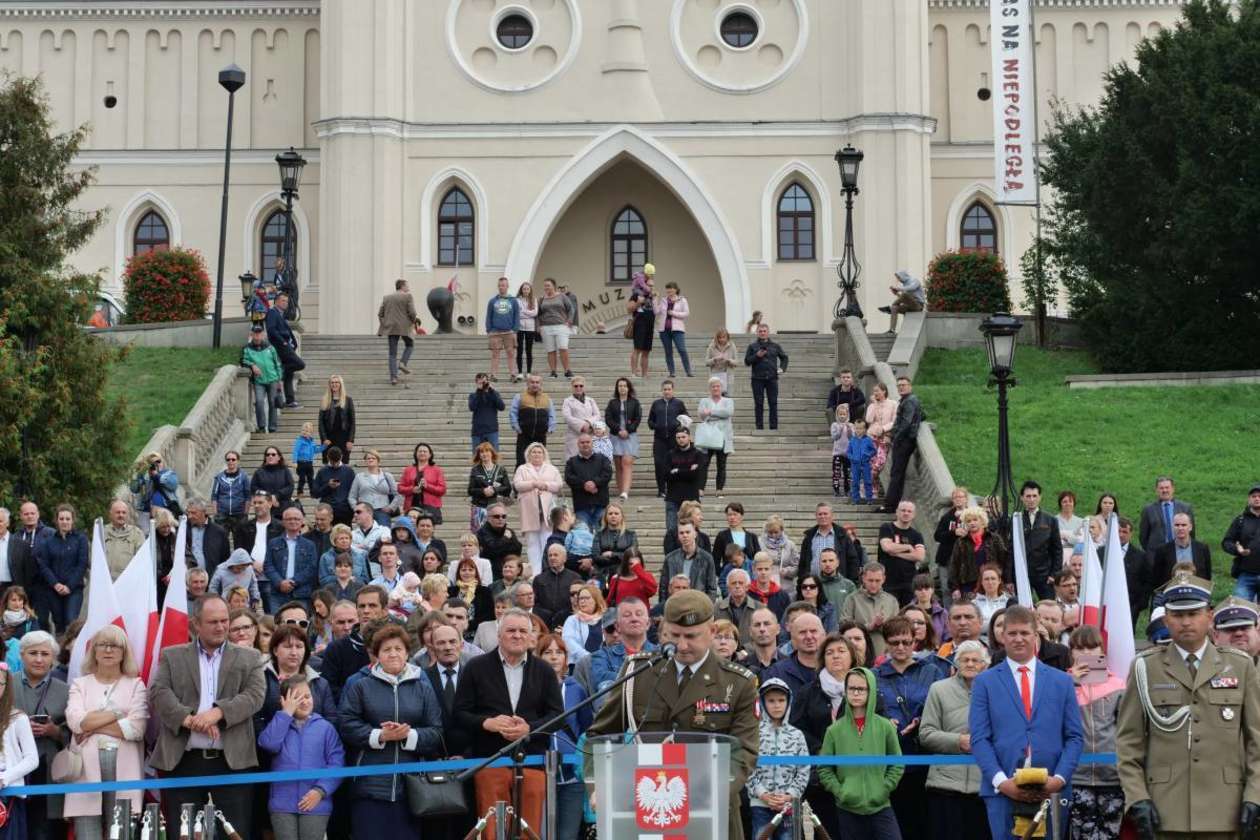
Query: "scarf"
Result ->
[[457, 579, 478, 603], [970, 531, 984, 550], [818, 668, 847, 715], [764, 531, 787, 552]]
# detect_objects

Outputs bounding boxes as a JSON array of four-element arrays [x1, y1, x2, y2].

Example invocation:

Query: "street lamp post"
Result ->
[[211, 64, 246, 349], [833, 144, 865, 320], [274, 147, 306, 320], [980, 312, 1025, 518]]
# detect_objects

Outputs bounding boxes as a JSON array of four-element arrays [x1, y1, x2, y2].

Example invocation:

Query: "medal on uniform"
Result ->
[[693, 701, 706, 725], [1223, 706, 1236, 721]]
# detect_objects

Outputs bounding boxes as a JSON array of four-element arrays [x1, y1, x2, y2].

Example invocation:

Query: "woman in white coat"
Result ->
[[0, 660, 39, 839], [512, 443, 564, 567], [696, 376, 735, 495], [560, 376, 602, 460]]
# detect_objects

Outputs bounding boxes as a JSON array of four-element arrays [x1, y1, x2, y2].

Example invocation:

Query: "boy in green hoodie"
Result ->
[[818, 667, 904, 839]]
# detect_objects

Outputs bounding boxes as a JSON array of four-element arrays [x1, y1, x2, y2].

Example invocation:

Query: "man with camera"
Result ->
[[469, 372, 506, 454]]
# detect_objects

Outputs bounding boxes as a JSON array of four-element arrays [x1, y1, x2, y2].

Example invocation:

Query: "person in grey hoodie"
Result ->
[[879, 269, 926, 333], [746, 677, 811, 840]]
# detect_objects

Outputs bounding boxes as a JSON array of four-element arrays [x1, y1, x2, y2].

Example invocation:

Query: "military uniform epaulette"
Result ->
[[718, 659, 756, 682], [1220, 645, 1253, 659], [1136, 646, 1163, 658]]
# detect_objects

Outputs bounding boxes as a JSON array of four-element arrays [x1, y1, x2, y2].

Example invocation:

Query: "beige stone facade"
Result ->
[[0, 0, 1185, 334]]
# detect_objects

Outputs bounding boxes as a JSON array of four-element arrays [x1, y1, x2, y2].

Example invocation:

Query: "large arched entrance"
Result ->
[[505, 125, 749, 330], [535, 159, 724, 334]]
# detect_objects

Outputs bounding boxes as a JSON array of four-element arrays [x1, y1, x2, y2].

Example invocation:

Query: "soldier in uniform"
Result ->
[[1116, 576, 1260, 839], [585, 589, 760, 840], [1213, 596, 1260, 661]]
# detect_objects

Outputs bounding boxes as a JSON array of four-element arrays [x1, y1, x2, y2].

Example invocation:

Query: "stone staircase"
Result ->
[[238, 332, 895, 561], [867, 332, 895, 363]]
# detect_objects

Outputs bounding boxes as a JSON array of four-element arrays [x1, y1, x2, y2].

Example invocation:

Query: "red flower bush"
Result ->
[[122, 247, 211, 323], [925, 250, 1012, 313]]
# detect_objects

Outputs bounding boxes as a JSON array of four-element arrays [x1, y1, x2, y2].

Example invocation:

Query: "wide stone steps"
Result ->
[[240, 332, 897, 554]]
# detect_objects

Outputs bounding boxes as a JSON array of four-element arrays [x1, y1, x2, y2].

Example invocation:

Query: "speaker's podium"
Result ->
[[589, 732, 736, 840]]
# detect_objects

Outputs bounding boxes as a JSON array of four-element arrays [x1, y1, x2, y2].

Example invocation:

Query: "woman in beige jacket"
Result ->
[[512, 443, 563, 568]]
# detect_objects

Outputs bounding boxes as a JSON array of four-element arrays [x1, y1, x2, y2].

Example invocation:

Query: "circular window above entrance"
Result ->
[[496, 13, 534, 50], [447, 0, 581, 93], [720, 11, 759, 48], [671, 0, 808, 94]]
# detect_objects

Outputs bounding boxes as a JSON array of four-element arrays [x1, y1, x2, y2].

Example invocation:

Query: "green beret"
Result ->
[[663, 590, 714, 627]]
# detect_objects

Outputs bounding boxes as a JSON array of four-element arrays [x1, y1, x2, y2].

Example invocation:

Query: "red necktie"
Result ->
[[1019, 665, 1032, 719]]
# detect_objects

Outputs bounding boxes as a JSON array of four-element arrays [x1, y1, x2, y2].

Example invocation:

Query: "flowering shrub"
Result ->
[[122, 247, 211, 323], [925, 251, 1012, 313]]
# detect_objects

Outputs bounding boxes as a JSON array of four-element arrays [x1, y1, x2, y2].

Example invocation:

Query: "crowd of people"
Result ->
[[0, 289, 1255, 840]]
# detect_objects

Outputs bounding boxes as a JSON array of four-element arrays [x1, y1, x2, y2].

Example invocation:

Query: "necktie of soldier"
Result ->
[[1186, 653, 1198, 679], [1019, 666, 1032, 719], [678, 666, 693, 689]]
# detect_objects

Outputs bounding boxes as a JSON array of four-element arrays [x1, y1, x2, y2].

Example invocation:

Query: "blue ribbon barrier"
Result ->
[[0, 753, 1117, 798]]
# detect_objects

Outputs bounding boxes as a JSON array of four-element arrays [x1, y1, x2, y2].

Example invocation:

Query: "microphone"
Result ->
[[655, 642, 678, 660]]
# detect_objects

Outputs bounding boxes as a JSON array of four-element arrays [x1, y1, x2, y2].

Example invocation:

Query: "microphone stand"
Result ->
[[455, 647, 673, 839]]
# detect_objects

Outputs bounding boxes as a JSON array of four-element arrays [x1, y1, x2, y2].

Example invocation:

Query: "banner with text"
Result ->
[[990, 0, 1037, 204]]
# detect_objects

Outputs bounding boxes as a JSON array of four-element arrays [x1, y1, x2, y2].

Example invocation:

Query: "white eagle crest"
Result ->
[[635, 771, 688, 828]]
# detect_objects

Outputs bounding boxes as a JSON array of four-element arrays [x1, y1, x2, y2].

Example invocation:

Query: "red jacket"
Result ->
[[399, 465, 447, 511], [606, 564, 657, 606]]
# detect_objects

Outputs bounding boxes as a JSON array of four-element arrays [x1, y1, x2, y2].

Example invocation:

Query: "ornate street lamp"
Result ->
[[211, 64, 245, 349], [833, 145, 865, 319], [274, 147, 306, 320], [980, 312, 1025, 517]]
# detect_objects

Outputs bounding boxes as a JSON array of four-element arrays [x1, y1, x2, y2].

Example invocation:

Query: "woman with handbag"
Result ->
[[63, 625, 148, 840], [467, 443, 512, 531], [348, 450, 403, 526], [512, 443, 563, 569], [696, 376, 735, 495], [337, 623, 444, 836], [399, 443, 447, 525]]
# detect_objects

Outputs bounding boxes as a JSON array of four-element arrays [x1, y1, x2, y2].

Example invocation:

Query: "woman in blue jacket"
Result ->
[[338, 623, 444, 836], [33, 505, 88, 633]]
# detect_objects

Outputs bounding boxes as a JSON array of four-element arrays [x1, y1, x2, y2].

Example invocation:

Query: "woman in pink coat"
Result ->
[[513, 442, 563, 568], [864, 382, 899, 496], [560, 376, 602, 460], [64, 625, 149, 833]]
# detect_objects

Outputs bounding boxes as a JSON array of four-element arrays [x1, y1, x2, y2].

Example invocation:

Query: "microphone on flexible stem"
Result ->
[[655, 642, 678, 660]]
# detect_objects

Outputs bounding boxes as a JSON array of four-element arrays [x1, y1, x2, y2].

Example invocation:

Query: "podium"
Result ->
[[589, 732, 736, 840]]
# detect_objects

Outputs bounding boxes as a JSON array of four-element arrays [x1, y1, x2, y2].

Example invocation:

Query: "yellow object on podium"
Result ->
[[1012, 768, 1050, 838]]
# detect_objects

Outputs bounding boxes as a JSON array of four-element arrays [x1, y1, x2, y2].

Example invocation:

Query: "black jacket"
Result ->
[[251, 464, 295, 508], [594, 528, 638, 576], [1009, 510, 1061, 590], [712, 529, 762, 567], [233, 517, 284, 556], [318, 398, 356, 446], [1, 536, 35, 589], [1149, 540, 1212, 592], [468, 464, 512, 509], [186, 522, 231, 578], [321, 630, 369, 703], [604, 396, 642, 436], [564, 453, 613, 511], [826, 385, 867, 420], [647, 397, 687, 442], [891, 393, 923, 443], [533, 566, 583, 627], [424, 664, 470, 755], [1224, 509, 1260, 576], [339, 665, 444, 801], [797, 525, 861, 583], [664, 445, 705, 504], [453, 652, 564, 758], [313, 464, 355, 517], [663, 528, 712, 558], [744, 339, 789, 380], [475, 523, 523, 580], [1121, 542, 1149, 622], [933, 508, 964, 568]]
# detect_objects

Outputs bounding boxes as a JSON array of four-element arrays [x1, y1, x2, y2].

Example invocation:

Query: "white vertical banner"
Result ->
[[990, 0, 1038, 205]]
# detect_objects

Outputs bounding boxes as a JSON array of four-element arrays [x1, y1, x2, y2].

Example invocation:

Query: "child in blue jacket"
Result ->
[[846, 418, 877, 504], [292, 422, 324, 497], [257, 674, 344, 839]]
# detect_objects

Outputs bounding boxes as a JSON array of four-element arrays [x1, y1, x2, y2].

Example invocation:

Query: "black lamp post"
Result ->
[[274, 147, 306, 319], [211, 64, 246, 349], [833, 144, 865, 320], [980, 312, 1024, 517], [239, 270, 258, 316]]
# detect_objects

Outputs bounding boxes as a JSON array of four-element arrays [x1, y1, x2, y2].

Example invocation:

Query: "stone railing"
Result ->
[[885, 309, 927, 380], [836, 315, 959, 556], [119, 365, 255, 505]]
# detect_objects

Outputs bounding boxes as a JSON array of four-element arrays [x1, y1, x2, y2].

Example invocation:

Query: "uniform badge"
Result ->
[[1210, 676, 1239, 689], [1223, 707, 1236, 721]]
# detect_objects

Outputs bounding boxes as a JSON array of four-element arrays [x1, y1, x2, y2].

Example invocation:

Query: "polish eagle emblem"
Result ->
[[634, 768, 690, 829]]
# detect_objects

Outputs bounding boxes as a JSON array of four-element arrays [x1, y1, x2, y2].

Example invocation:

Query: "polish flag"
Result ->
[[1080, 533, 1105, 630], [115, 525, 159, 682], [144, 516, 190, 684], [1101, 513, 1136, 680], [68, 519, 126, 681]]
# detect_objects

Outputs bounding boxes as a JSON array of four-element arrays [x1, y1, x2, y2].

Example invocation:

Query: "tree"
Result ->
[[0, 74, 130, 515], [1040, 0, 1260, 372]]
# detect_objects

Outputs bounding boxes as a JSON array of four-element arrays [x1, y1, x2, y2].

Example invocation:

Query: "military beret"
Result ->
[[1162, 574, 1212, 612], [663, 590, 714, 627], [1214, 595, 1260, 629]]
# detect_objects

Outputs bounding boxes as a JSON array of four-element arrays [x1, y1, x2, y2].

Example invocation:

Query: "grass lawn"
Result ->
[[106, 346, 240, 461], [915, 347, 1260, 599]]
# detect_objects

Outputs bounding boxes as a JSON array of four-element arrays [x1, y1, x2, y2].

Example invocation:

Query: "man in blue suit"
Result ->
[[263, 506, 319, 613], [970, 604, 1084, 839]]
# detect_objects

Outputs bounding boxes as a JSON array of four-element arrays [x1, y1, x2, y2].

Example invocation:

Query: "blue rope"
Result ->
[[0, 753, 1117, 797]]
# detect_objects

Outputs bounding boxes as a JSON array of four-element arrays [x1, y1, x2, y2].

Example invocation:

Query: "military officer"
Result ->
[[585, 589, 760, 840], [1213, 596, 1260, 661], [1116, 576, 1260, 839]]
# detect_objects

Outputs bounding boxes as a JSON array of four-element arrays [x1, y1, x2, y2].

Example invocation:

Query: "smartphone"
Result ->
[[1078, 654, 1108, 685], [29, 714, 50, 725]]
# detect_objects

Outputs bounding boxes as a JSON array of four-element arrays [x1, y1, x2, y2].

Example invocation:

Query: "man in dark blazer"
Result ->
[[262, 506, 319, 613], [1139, 475, 1195, 552], [185, 500, 230, 578], [797, 501, 862, 582], [1013, 481, 1062, 601], [1116, 517, 1150, 625], [424, 623, 475, 840], [0, 508, 35, 596], [454, 609, 564, 840], [234, 491, 283, 608], [148, 594, 266, 838], [1149, 512, 1212, 594]]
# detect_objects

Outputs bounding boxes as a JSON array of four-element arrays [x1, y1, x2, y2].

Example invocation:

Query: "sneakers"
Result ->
[[878, 305, 892, 314], [390, 377, 399, 386], [550, 371, 559, 378], [398, 363, 411, 375], [284, 402, 301, 409], [511, 373, 523, 383], [564, 370, 574, 378], [619, 492, 629, 502]]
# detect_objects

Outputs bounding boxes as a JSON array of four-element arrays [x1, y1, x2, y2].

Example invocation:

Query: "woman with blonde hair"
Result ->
[[948, 507, 1008, 599], [705, 328, 738, 395], [318, 374, 356, 463], [128, 452, 180, 528], [467, 442, 511, 531], [761, 514, 800, 586], [512, 442, 563, 567], [561, 584, 606, 664], [348, 450, 401, 526], [593, 502, 637, 580], [864, 382, 898, 497], [64, 625, 148, 839], [420, 573, 449, 613]]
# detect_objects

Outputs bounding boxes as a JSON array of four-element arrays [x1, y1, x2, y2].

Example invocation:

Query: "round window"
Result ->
[[720, 11, 759, 48], [496, 14, 534, 50]]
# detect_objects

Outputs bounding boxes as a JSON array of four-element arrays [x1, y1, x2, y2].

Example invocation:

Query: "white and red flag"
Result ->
[[114, 526, 158, 682], [68, 519, 125, 680], [144, 516, 190, 683]]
